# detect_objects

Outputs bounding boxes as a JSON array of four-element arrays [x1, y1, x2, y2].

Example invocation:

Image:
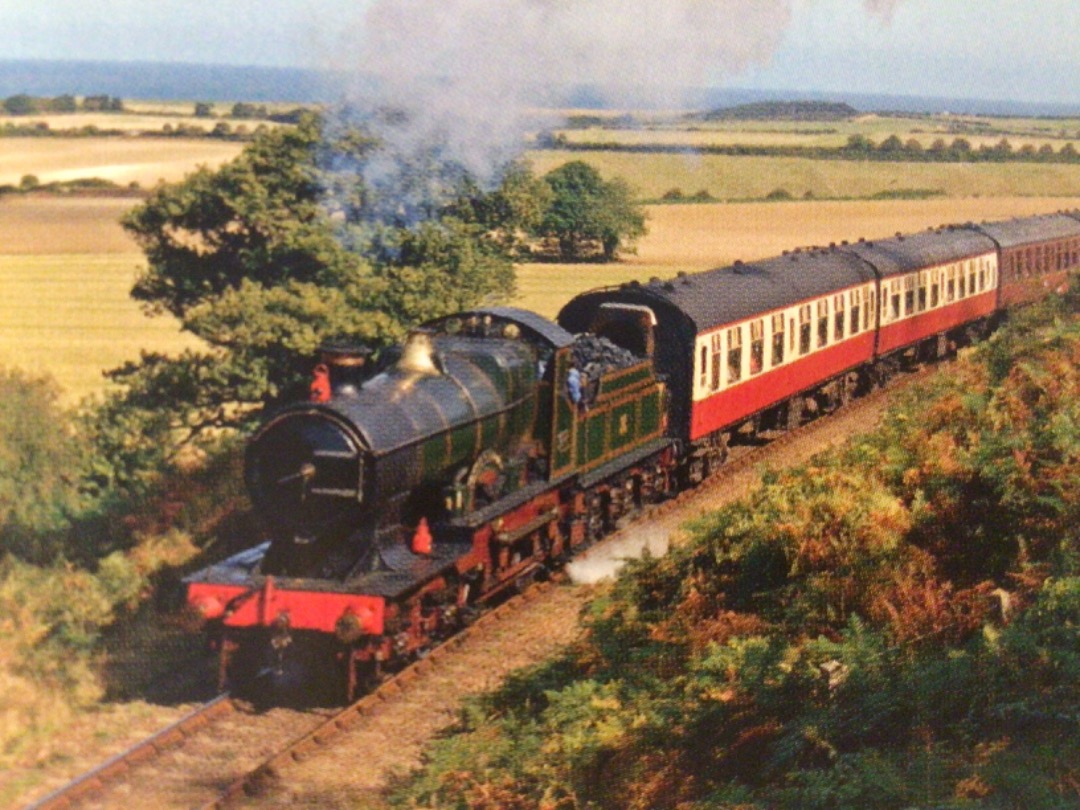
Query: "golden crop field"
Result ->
[[0, 254, 202, 403], [0, 196, 199, 403], [4, 192, 1080, 402], [527, 149, 1080, 201], [0, 196, 141, 253], [0, 137, 244, 188], [2, 122, 1080, 404]]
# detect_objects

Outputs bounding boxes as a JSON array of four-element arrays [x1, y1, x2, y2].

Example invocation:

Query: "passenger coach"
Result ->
[[975, 213, 1080, 308], [559, 249, 878, 461]]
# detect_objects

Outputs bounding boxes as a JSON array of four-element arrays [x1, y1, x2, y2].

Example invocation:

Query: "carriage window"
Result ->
[[710, 334, 722, 391], [833, 294, 845, 342], [850, 289, 862, 335], [771, 313, 785, 366], [903, 275, 915, 315], [930, 270, 940, 308], [799, 305, 812, 354], [946, 266, 956, 302], [978, 261, 986, 291], [750, 320, 765, 375], [917, 271, 928, 311], [866, 285, 875, 330], [890, 283, 902, 321], [958, 263, 967, 298], [817, 300, 829, 348], [727, 326, 743, 384], [699, 345, 708, 389]]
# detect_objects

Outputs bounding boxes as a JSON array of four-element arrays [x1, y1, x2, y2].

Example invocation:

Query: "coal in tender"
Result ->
[[571, 334, 640, 377]]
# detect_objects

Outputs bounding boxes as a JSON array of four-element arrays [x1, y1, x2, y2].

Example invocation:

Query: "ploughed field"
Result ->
[[2, 192, 1080, 402]]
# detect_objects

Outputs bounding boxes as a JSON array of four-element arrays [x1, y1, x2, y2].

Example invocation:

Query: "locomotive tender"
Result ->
[[186, 211, 1080, 700]]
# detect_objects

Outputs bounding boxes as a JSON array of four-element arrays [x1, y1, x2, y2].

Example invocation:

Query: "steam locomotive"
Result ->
[[185, 210, 1080, 700]]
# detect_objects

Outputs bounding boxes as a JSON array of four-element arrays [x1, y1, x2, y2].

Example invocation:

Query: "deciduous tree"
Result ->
[[535, 160, 646, 261], [98, 114, 520, 493]]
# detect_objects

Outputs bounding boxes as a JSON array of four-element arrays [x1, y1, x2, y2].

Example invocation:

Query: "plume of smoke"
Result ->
[[325, 0, 797, 217], [862, 0, 904, 20], [325, 1, 906, 222]]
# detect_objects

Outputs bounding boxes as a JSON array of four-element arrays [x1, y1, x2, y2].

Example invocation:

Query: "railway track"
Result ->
[[25, 582, 568, 810], [26, 363, 931, 810]]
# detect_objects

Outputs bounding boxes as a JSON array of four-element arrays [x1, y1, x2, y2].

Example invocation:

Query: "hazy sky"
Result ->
[[1, 0, 1077, 105]]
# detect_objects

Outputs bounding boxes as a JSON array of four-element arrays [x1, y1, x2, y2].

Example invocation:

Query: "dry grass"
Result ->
[[0, 137, 244, 188], [526, 149, 1080, 201], [513, 197, 1080, 317]]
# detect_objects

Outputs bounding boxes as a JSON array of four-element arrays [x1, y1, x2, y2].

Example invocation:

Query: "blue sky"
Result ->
[[1, 0, 1077, 106]]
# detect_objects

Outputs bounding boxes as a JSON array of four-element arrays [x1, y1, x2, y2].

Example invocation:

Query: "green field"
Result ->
[[555, 112, 1080, 152], [526, 149, 1080, 201]]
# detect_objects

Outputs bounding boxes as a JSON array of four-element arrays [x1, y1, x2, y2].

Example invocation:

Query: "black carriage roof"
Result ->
[[572, 248, 875, 333], [842, 226, 997, 279], [971, 212, 1080, 248]]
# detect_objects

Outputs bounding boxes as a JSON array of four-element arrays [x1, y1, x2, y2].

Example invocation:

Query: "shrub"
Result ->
[[765, 187, 793, 201]]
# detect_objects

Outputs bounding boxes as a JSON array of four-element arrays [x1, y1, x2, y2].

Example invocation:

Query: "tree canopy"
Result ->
[[536, 160, 646, 261], [101, 114, 521, 493]]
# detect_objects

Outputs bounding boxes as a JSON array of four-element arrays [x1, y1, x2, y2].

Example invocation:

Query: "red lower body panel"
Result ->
[[691, 332, 875, 440], [999, 271, 1072, 308], [187, 579, 385, 635], [878, 292, 995, 355]]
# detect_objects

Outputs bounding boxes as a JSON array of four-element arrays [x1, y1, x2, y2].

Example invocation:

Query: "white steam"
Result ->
[[565, 525, 673, 585], [326, 1, 906, 212]]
